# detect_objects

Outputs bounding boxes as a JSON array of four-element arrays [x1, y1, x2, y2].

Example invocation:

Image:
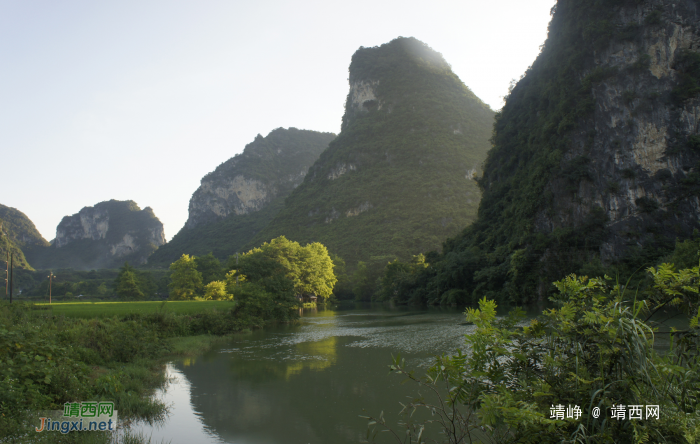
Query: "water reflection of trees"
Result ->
[[173, 307, 469, 443], [217, 336, 339, 382], [176, 336, 370, 443]]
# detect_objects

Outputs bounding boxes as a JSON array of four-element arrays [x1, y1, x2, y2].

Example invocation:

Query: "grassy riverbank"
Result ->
[[32, 300, 236, 318], [0, 300, 293, 443]]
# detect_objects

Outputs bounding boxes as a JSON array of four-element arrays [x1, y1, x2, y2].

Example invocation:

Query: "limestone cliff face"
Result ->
[[531, 0, 700, 261], [145, 128, 335, 266], [432, 0, 700, 304], [186, 175, 274, 229], [26, 200, 166, 269], [184, 128, 336, 230], [55, 205, 110, 247]]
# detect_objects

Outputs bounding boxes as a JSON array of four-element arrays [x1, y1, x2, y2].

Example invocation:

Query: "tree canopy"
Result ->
[[113, 262, 158, 300], [168, 254, 203, 300], [232, 236, 337, 300]]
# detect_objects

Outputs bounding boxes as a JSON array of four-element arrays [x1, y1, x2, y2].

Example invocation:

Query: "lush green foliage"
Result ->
[[149, 198, 286, 268], [378, 254, 429, 302], [0, 204, 50, 248], [115, 268, 144, 300], [7, 267, 170, 304], [367, 259, 700, 443], [0, 292, 295, 441], [670, 230, 700, 269], [0, 231, 33, 271], [0, 205, 50, 270], [168, 254, 203, 300], [35, 300, 235, 318], [114, 262, 156, 301], [329, 253, 353, 300], [203, 280, 230, 300], [232, 236, 337, 300], [194, 252, 224, 285], [250, 37, 494, 269]]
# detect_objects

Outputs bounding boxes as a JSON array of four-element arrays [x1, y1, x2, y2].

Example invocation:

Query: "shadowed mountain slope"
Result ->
[[248, 37, 495, 267]]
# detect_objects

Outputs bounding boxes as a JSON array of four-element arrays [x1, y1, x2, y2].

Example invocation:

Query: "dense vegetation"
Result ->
[[6, 267, 169, 303], [148, 198, 285, 266], [0, 204, 51, 270], [367, 257, 700, 443], [374, 0, 700, 307], [35, 300, 236, 318], [231, 236, 337, 301], [147, 128, 336, 267], [249, 37, 494, 275], [0, 229, 33, 271], [0, 289, 301, 442], [164, 237, 336, 314]]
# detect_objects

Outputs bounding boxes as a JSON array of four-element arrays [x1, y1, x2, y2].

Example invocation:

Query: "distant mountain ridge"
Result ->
[[248, 37, 495, 267], [26, 200, 165, 270], [147, 127, 336, 266]]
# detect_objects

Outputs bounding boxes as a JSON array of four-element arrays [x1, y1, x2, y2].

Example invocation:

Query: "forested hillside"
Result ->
[[250, 37, 495, 270], [0, 204, 50, 270], [391, 0, 700, 305], [147, 128, 335, 266]]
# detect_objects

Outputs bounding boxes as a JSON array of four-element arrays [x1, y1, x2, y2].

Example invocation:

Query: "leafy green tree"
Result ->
[[296, 242, 336, 300], [366, 260, 700, 443], [113, 262, 156, 300], [136, 271, 157, 299], [195, 252, 224, 286], [203, 281, 230, 301], [330, 253, 353, 300], [115, 270, 144, 301], [669, 229, 700, 269], [232, 255, 299, 322], [224, 269, 245, 294], [379, 254, 428, 302], [114, 262, 145, 300], [234, 236, 336, 301], [352, 260, 388, 301], [168, 254, 203, 300]]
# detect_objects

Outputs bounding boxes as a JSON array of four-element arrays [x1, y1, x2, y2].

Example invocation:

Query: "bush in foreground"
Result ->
[[365, 259, 700, 443]]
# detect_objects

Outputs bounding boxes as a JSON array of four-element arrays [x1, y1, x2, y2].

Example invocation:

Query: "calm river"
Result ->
[[130, 304, 474, 443]]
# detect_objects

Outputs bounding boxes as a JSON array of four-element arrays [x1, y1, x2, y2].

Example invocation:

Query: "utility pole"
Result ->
[[4, 252, 8, 299], [48, 271, 56, 304], [236, 252, 239, 287]]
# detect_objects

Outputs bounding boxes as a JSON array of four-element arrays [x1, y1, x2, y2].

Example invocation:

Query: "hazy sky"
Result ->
[[1, 0, 555, 242]]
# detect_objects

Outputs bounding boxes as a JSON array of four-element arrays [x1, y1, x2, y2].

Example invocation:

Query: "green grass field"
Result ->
[[33, 300, 236, 318]]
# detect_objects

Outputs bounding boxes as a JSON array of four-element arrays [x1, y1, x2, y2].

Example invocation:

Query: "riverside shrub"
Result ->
[[366, 259, 700, 443]]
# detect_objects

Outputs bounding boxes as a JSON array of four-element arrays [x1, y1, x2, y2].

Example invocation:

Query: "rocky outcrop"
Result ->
[[184, 128, 336, 230], [428, 0, 700, 305], [55, 205, 110, 247], [186, 175, 272, 229], [27, 200, 165, 270], [146, 128, 335, 266], [532, 0, 700, 261]]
